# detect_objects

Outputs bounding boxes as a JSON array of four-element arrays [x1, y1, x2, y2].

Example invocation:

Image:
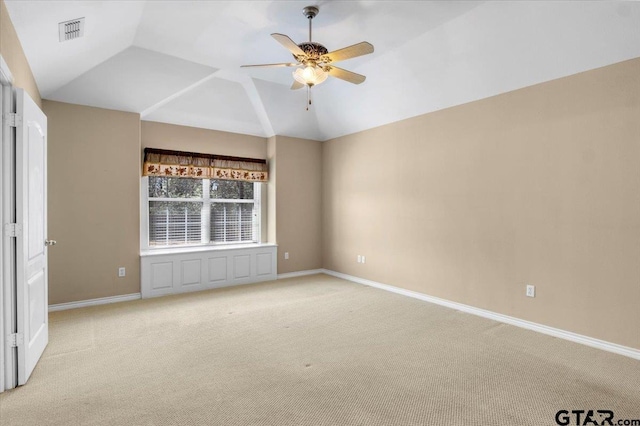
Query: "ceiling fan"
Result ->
[[242, 5, 374, 110]]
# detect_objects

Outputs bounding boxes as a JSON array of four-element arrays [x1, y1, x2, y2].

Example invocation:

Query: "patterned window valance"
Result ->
[[143, 148, 268, 182]]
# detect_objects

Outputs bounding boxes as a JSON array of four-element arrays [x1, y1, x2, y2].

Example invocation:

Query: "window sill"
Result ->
[[140, 243, 277, 257]]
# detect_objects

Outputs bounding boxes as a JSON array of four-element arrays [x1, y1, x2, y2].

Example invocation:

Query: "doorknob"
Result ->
[[45, 240, 57, 246]]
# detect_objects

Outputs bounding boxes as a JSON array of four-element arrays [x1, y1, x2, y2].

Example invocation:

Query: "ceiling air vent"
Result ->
[[58, 17, 85, 42]]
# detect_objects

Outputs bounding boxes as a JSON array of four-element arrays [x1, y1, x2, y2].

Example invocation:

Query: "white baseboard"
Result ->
[[278, 269, 324, 279], [49, 293, 141, 312], [321, 269, 640, 361]]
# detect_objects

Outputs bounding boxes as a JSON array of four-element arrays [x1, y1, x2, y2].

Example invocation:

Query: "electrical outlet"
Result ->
[[284, 252, 289, 260], [118, 267, 126, 278], [526, 285, 535, 298], [362, 256, 366, 264], [357, 255, 362, 263]]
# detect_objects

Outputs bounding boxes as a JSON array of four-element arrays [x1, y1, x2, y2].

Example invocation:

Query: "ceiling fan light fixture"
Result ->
[[293, 65, 328, 87], [242, 5, 373, 109]]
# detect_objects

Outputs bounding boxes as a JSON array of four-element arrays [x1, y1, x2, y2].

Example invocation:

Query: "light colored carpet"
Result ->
[[0, 274, 638, 426]]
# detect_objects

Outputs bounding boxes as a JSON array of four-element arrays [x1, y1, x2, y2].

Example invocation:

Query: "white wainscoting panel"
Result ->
[[180, 259, 201, 288], [233, 255, 251, 280], [141, 244, 277, 298], [208, 257, 227, 283], [256, 252, 274, 276], [150, 262, 173, 295]]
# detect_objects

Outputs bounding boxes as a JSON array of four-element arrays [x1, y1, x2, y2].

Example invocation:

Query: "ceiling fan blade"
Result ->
[[291, 80, 305, 90], [324, 42, 374, 63], [241, 62, 299, 68], [327, 66, 366, 84], [271, 33, 306, 57]]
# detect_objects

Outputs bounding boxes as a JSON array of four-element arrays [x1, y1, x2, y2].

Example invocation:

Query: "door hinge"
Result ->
[[3, 112, 22, 127], [4, 223, 22, 237], [7, 333, 23, 348]]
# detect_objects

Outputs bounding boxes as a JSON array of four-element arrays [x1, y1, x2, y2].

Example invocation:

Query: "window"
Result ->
[[144, 176, 261, 248]]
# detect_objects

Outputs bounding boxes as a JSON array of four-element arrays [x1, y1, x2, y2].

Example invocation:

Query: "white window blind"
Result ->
[[149, 201, 202, 245], [210, 203, 254, 243], [145, 177, 259, 247]]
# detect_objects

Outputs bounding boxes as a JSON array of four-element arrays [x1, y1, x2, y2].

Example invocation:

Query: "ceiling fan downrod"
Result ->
[[303, 6, 319, 42], [303, 6, 319, 111]]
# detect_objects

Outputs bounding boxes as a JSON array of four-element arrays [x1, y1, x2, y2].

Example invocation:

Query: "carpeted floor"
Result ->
[[0, 274, 638, 426]]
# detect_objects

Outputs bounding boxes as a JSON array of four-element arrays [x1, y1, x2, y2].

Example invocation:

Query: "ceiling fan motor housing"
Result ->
[[295, 42, 329, 63]]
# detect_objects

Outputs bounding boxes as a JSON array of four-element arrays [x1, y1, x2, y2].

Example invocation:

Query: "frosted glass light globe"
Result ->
[[293, 65, 328, 86]]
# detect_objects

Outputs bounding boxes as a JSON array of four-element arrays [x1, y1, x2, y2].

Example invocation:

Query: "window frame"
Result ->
[[140, 176, 263, 251]]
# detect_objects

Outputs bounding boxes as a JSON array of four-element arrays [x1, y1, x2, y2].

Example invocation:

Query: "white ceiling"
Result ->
[[5, 1, 640, 141]]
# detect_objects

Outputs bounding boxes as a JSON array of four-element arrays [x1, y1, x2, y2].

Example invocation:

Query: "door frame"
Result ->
[[0, 54, 15, 393]]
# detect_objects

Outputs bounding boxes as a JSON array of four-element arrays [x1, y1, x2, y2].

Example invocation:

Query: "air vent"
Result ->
[[58, 17, 85, 42]]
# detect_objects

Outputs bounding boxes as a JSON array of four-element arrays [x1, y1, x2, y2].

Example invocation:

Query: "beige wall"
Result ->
[[0, 0, 41, 106], [267, 136, 277, 244], [141, 121, 266, 159], [322, 58, 640, 350], [273, 136, 322, 274], [44, 101, 141, 304]]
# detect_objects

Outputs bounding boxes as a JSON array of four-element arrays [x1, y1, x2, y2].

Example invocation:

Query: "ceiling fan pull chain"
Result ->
[[306, 86, 310, 111]]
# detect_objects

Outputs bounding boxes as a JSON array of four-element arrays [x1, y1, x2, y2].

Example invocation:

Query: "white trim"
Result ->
[[0, 56, 14, 392], [0, 55, 14, 85], [0, 88, 3, 394], [48, 293, 141, 312], [0, 62, 5, 394], [277, 269, 323, 279], [140, 176, 149, 251], [140, 177, 264, 251], [140, 242, 276, 257], [321, 269, 640, 361]]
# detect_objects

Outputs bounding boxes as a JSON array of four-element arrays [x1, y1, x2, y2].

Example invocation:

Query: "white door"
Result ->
[[15, 88, 48, 385]]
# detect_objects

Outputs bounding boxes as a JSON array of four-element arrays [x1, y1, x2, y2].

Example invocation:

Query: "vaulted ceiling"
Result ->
[[5, 1, 640, 141]]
